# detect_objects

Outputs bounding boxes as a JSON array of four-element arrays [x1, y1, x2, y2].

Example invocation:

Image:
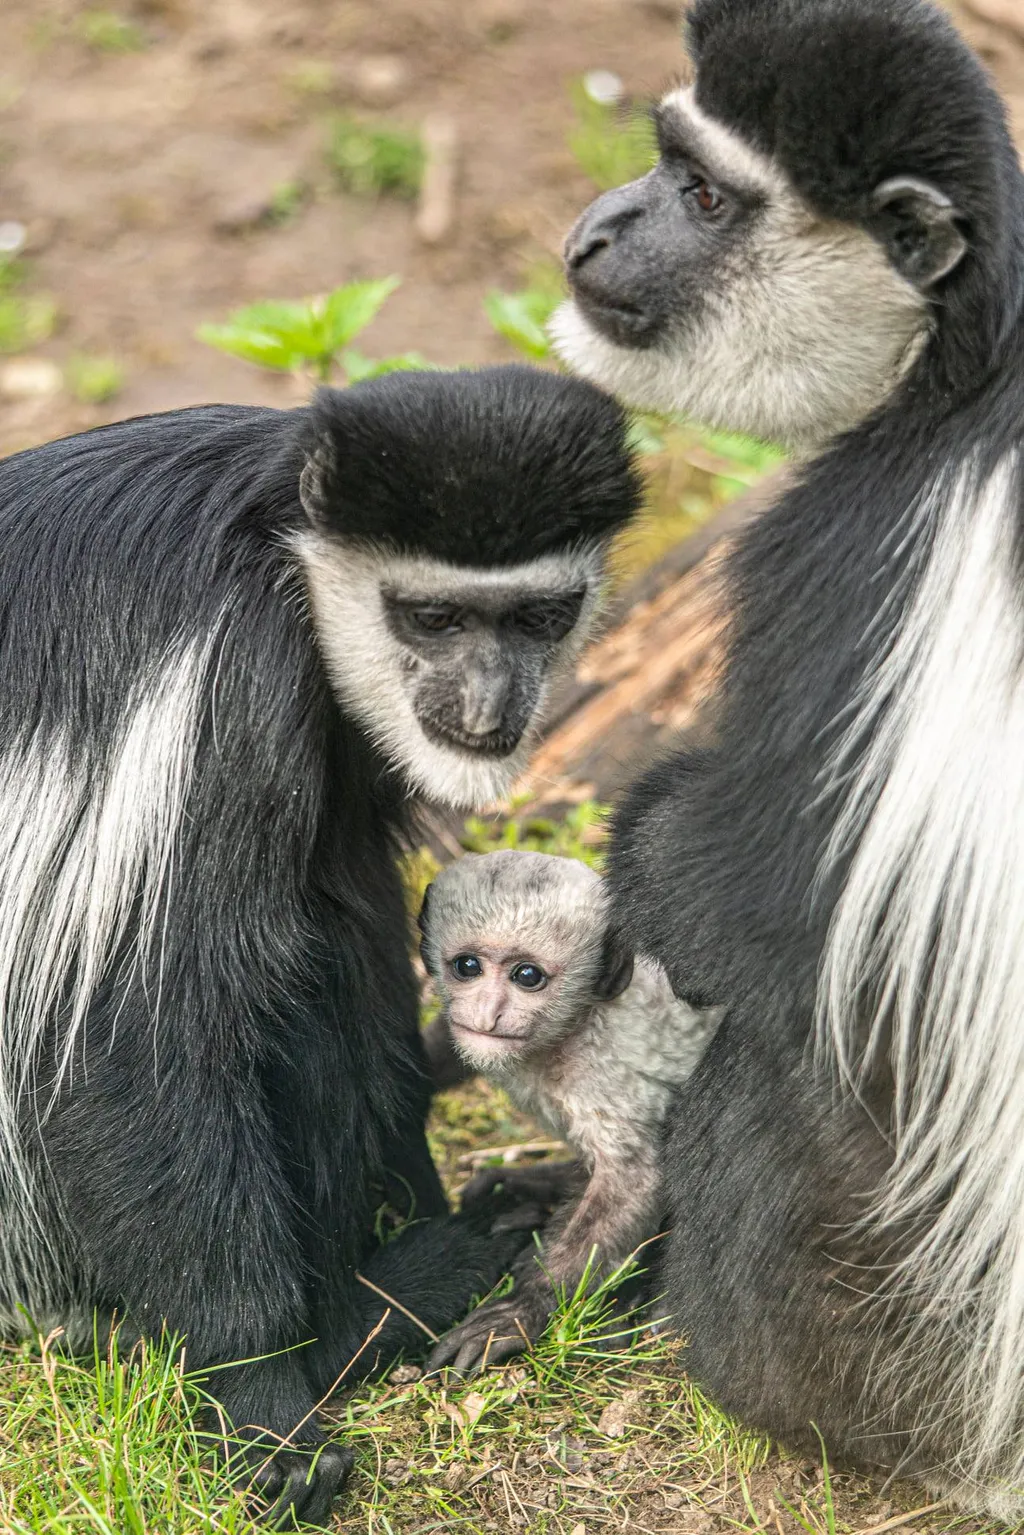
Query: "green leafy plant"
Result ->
[[483, 258, 567, 363], [75, 9, 146, 53], [0, 292, 57, 354], [0, 248, 57, 355], [327, 116, 424, 199], [483, 286, 559, 362], [568, 78, 657, 192], [461, 799, 609, 870], [197, 277, 427, 385], [65, 353, 125, 404], [266, 179, 309, 226]]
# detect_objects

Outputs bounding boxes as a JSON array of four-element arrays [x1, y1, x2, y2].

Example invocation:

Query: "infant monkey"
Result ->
[[419, 850, 718, 1374]]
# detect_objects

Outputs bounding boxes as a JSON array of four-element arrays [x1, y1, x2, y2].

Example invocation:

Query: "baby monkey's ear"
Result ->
[[594, 925, 635, 1001], [417, 884, 434, 971]]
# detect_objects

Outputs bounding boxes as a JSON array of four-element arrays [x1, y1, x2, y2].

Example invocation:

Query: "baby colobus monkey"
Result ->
[[419, 851, 719, 1373]]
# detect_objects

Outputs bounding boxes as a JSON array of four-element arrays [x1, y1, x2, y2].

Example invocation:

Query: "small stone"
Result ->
[[0, 357, 63, 400], [0, 220, 26, 256], [388, 1362, 422, 1385], [352, 55, 408, 107], [597, 1388, 644, 1438], [582, 69, 624, 106]]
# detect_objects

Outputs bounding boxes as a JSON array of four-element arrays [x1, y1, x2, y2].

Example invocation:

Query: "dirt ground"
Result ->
[[0, 0, 1021, 460], [0, 0, 692, 455]]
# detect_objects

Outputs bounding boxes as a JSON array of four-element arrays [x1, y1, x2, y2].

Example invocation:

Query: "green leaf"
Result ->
[[195, 321, 302, 372], [483, 288, 560, 361], [197, 280, 404, 378], [627, 413, 665, 456], [320, 276, 401, 352], [341, 347, 430, 383]]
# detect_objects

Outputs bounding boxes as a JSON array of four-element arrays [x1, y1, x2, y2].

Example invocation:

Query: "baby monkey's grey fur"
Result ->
[[419, 850, 718, 1373]]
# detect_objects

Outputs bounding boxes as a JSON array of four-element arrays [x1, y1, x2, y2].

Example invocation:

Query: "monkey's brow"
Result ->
[[651, 104, 710, 172]]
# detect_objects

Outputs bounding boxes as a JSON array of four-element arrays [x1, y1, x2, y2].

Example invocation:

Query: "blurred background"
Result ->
[[0, 0, 1020, 553]]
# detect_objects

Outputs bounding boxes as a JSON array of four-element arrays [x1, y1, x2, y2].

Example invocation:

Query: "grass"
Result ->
[[74, 10, 147, 54], [327, 118, 425, 200], [65, 353, 125, 405], [0, 1145, 960, 1535]]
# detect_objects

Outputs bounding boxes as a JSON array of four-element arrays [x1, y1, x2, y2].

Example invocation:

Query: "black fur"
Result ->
[[300, 364, 643, 564], [0, 366, 639, 1525], [688, 0, 1024, 387], [608, 0, 1024, 1490]]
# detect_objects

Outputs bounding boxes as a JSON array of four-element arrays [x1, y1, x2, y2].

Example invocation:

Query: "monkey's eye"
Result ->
[[687, 178, 723, 215], [510, 962, 547, 991], [412, 606, 464, 635], [451, 954, 483, 980]]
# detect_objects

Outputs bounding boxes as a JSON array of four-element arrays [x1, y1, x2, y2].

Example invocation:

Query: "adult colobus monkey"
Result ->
[[554, 0, 1024, 1516], [0, 365, 641, 1526]]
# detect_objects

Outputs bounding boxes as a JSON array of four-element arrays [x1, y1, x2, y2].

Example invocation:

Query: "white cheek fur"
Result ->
[[552, 89, 930, 452]]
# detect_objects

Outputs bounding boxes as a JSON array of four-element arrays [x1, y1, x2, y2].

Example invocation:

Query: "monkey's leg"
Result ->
[[657, 1014, 916, 1472], [428, 1153, 661, 1374], [43, 1006, 352, 1530]]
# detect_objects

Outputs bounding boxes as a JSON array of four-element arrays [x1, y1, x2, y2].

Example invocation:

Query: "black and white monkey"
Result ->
[[418, 850, 717, 1373], [0, 365, 642, 1526], [554, 0, 1024, 1518]]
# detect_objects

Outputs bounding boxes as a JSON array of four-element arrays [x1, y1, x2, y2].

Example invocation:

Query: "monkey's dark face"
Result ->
[[381, 584, 586, 760], [297, 541, 604, 809], [552, 87, 936, 451]]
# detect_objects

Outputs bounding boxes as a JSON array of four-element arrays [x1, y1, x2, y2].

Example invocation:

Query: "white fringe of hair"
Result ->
[[0, 638, 212, 1316], [816, 452, 1024, 1511]]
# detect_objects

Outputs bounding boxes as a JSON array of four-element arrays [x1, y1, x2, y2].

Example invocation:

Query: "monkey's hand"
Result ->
[[425, 1286, 553, 1376], [459, 1158, 585, 1213], [235, 1429, 354, 1529]]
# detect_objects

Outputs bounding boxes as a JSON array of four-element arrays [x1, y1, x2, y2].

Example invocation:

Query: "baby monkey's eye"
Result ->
[[451, 954, 483, 980], [510, 962, 547, 991]]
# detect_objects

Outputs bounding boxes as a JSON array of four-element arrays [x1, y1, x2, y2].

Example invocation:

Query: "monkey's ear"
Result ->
[[868, 176, 968, 289], [298, 440, 337, 527], [594, 926, 635, 1001], [417, 883, 434, 971]]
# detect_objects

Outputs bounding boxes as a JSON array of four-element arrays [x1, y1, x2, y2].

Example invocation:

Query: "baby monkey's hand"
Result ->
[[459, 1157, 585, 1213]]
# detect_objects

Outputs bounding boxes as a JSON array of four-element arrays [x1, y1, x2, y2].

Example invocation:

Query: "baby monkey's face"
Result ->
[[439, 934, 576, 1070]]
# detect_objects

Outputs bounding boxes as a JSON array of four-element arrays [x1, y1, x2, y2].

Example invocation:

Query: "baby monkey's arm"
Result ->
[[427, 1146, 661, 1375]]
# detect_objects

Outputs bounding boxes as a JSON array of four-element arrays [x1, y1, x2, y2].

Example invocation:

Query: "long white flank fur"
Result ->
[[817, 453, 1024, 1508], [295, 537, 606, 810], [0, 639, 212, 1316]]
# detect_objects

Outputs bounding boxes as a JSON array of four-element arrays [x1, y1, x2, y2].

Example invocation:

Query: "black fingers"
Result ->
[[244, 1441, 354, 1529], [459, 1158, 585, 1210], [426, 1291, 552, 1377]]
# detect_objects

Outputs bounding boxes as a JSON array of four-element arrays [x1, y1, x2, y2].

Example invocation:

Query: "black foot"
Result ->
[[239, 1435, 354, 1529]]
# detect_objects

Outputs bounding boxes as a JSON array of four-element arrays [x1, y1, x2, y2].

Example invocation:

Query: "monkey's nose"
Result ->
[[564, 227, 610, 271], [564, 191, 645, 271]]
